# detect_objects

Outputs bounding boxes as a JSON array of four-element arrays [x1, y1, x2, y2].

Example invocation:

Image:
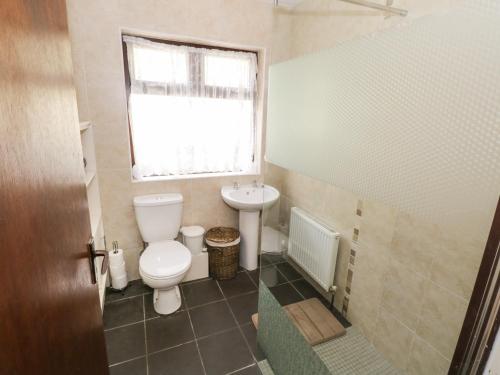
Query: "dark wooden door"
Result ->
[[0, 0, 109, 374]]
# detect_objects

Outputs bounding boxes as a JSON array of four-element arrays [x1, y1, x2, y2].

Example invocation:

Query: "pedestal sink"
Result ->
[[221, 184, 280, 270]]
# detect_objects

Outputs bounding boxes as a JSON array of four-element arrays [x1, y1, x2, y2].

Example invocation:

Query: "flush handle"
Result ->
[[88, 238, 109, 284]]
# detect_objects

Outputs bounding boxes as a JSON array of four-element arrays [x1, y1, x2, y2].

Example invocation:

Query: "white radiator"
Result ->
[[288, 207, 340, 291]]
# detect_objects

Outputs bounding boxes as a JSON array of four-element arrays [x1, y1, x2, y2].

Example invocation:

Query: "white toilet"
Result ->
[[133, 193, 192, 315]]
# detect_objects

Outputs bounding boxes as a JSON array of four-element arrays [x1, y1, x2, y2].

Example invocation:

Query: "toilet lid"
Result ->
[[140, 241, 191, 279]]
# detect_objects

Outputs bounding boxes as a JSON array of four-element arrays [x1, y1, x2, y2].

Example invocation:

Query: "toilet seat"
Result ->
[[140, 240, 191, 280]]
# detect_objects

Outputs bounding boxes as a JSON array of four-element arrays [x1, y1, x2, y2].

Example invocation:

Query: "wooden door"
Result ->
[[0, 0, 109, 374]]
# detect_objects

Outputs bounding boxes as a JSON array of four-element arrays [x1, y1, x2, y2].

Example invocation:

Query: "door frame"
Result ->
[[449, 198, 500, 374]]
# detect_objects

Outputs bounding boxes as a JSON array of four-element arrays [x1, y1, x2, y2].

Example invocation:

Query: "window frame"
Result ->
[[121, 34, 260, 181]]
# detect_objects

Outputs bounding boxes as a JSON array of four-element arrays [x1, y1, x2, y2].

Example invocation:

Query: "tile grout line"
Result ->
[[216, 279, 259, 369], [143, 294, 149, 375], [105, 288, 153, 305], [105, 277, 266, 374], [225, 363, 258, 375], [108, 354, 147, 368], [147, 339, 197, 357], [270, 263, 306, 300], [245, 269, 259, 289], [183, 290, 208, 375], [104, 319, 145, 332], [106, 291, 256, 333]]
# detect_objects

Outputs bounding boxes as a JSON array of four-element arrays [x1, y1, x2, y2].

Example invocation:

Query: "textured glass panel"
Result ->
[[257, 281, 330, 375], [266, 1, 500, 224]]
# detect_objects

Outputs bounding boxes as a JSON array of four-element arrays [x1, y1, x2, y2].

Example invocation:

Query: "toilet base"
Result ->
[[153, 285, 182, 315]]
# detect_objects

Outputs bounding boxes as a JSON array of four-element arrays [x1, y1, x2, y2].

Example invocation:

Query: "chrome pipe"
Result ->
[[339, 0, 408, 16]]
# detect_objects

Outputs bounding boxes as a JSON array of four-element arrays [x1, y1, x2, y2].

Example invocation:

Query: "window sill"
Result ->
[[131, 170, 260, 183]]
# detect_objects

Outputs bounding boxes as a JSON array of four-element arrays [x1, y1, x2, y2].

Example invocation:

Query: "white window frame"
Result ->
[[122, 34, 261, 182]]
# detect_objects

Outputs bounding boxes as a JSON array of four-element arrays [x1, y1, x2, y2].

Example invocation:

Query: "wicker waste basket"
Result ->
[[205, 227, 240, 280]]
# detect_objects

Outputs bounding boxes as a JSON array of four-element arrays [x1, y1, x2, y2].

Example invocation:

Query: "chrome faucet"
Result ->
[[233, 181, 239, 190]]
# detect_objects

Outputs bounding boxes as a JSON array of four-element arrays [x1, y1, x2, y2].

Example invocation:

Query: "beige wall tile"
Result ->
[[416, 281, 468, 359], [347, 294, 380, 342], [358, 199, 398, 250], [381, 259, 426, 330], [429, 237, 483, 300], [390, 211, 443, 278], [278, 194, 292, 228], [122, 247, 142, 281], [347, 245, 385, 340], [102, 203, 142, 250], [263, 162, 286, 192], [334, 237, 351, 293], [323, 186, 358, 234], [354, 241, 390, 277], [372, 309, 414, 370], [406, 336, 451, 375]]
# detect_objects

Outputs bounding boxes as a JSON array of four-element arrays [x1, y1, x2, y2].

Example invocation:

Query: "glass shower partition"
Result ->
[[256, 1, 500, 374]]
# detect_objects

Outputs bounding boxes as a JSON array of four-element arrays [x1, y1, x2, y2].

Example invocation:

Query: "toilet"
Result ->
[[133, 193, 192, 315]]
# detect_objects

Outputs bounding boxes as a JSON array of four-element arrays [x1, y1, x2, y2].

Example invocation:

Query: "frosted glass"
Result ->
[[266, 1, 500, 223]]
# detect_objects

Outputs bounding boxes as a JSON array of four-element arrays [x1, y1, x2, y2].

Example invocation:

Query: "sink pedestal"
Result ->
[[238, 210, 259, 271]]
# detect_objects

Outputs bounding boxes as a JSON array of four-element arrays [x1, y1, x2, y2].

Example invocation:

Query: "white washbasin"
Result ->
[[221, 184, 280, 271], [221, 184, 280, 212]]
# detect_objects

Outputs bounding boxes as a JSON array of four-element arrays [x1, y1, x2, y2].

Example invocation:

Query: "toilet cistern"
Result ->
[[221, 184, 280, 270]]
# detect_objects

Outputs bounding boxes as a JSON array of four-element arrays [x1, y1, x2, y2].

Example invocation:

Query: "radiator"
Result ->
[[288, 207, 340, 291]]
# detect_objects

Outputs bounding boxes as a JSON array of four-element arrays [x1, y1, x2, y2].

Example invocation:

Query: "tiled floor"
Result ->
[[104, 269, 264, 375], [103, 254, 349, 375], [257, 254, 351, 328]]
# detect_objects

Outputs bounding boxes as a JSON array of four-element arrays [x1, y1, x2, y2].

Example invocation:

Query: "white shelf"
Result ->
[[79, 118, 105, 310], [99, 271, 108, 311], [84, 170, 96, 187], [80, 121, 91, 132], [91, 215, 102, 238]]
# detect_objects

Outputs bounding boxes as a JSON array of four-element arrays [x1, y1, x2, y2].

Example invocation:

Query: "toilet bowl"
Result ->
[[139, 240, 191, 314], [133, 193, 192, 315]]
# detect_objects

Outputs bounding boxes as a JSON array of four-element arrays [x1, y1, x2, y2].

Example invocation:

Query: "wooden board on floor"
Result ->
[[251, 298, 346, 346]]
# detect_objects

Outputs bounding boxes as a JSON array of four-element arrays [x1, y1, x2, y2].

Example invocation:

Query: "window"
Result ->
[[123, 35, 258, 180]]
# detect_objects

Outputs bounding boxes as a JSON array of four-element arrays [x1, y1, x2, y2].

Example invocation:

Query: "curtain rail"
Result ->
[[339, 0, 408, 16], [274, 0, 408, 17]]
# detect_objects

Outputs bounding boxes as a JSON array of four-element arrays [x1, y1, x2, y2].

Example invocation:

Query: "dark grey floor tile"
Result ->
[[233, 364, 263, 375], [330, 307, 351, 328], [189, 300, 237, 337], [198, 328, 254, 375], [105, 322, 146, 365], [269, 284, 303, 306], [146, 311, 194, 352], [148, 342, 204, 375], [260, 266, 288, 287], [247, 269, 260, 286], [109, 357, 147, 375], [104, 296, 144, 330], [291, 279, 325, 300], [144, 289, 185, 319], [227, 291, 258, 325], [218, 272, 256, 298], [260, 254, 286, 266], [275, 262, 302, 281], [240, 323, 266, 361], [181, 279, 224, 308], [106, 280, 152, 304]]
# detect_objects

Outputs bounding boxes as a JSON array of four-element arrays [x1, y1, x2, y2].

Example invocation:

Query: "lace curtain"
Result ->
[[123, 36, 258, 179]]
